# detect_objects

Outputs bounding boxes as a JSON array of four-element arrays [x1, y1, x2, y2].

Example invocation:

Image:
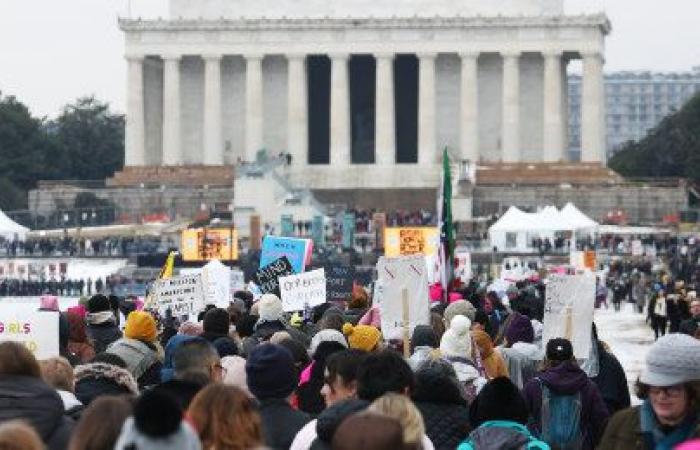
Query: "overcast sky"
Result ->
[[0, 0, 697, 118]]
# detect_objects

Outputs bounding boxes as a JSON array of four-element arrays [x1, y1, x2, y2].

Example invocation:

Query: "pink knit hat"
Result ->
[[429, 283, 443, 302], [39, 295, 59, 311], [67, 304, 87, 319], [448, 292, 463, 304]]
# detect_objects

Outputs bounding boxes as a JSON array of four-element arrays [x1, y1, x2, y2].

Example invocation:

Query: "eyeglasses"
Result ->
[[649, 385, 684, 397]]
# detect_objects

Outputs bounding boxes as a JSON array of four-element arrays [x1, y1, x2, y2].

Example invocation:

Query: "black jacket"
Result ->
[[258, 398, 310, 450], [592, 342, 631, 415], [87, 322, 122, 354], [680, 317, 700, 336], [0, 376, 74, 450], [74, 362, 138, 406], [153, 379, 206, 411]]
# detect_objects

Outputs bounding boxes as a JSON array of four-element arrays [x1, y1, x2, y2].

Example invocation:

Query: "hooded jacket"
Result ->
[[74, 362, 139, 406], [0, 376, 74, 450], [522, 361, 610, 450], [86, 317, 122, 354], [106, 337, 162, 388], [458, 420, 550, 450]]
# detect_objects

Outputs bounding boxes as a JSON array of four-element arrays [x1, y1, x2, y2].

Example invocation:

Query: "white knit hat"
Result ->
[[640, 333, 700, 386], [440, 315, 472, 359], [310, 329, 348, 357], [258, 294, 284, 322]]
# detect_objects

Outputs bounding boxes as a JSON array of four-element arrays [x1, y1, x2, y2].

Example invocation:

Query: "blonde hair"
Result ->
[[39, 357, 74, 392], [369, 393, 425, 446], [0, 420, 45, 450]]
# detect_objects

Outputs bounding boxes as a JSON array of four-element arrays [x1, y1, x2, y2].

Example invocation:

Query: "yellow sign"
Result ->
[[384, 227, 440, 257], [181, 228, 239, 261]]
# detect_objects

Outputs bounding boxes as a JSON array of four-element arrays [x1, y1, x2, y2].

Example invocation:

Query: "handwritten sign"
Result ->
[[202, 260, 232, 308], [542, 273, 596, 359], [325, 265, 355, 302], [279, 268, 327, 312], [0, 307, 59, 359], [260, 236, 313, 274], [152, 274, 205, 317], [377, 255, 430, 340], [384, 227, 439, 257], [253, 256, 294, 296]]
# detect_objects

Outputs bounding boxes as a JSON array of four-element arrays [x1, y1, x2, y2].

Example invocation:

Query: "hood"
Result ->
[[162, 335, 198, 382], [315, 399, 369, 443], [0, 376, 65, 441], [75, 362, 139, 394], [468, 421, 534, 450], [538, 360, 589, 395]]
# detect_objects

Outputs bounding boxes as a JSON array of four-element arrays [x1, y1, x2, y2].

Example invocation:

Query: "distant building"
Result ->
[[568, 66, 700, 159]]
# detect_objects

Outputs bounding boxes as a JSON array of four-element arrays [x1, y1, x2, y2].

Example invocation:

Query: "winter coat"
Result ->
[[87, 321, 122, 354], [0, 376, 74, 450], [598, 403, 700, 450], [343, 307, 366, 325], [522, 361, 610, 450], [153, 379, 206, 411], [458, 420, 550, 450], [106, 337, 162, 388], [680, 317, 700, 336], [74, 362, 138, 406], [472, 332, 509, 380], [258, 398, 311, 450], [67, 341, 96, 364], [591, 341, 631, 415]]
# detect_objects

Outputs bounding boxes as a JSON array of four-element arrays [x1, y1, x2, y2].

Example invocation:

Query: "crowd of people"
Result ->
[[0, 235, 171, 258], [0, 269, 698, 450]]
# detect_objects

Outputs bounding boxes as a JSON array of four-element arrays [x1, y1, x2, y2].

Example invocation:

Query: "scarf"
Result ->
[[639, 400, 697, 450], [86, 311, 115, 325]]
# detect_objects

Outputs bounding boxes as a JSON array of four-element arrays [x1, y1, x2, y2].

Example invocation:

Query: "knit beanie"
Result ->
[[87, 294, 111, 313], [470, 377, 529, 427], [546, 338, 574, 362], [203, 308, 231, 335], [246, 343, 298, 400], [342, 323, 382, 352], [310, 329, 348, 357], [124, 311, 158, 343], [440, 315, 472, 359], [411, 325, 437, 349], [505, 313, 534, 346], [258, 294, 284, 322], [444, 300, 476, 326], [640, 333, 700, 386], [39, 295, 59, 311], [221, 355, 250, 395]]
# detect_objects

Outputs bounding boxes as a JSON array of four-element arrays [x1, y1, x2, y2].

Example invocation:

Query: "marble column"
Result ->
[[375, 53, 395, 165], [162, 55, 182, 165], [287, 54, 308, 166], [330, 53, 351, 167], [203, 54, 223, 165], [501, 51, 520, 163], [125, 55, 145, 166], [581, 52, 605, 163], [418, 52, 436, 165], [459, 52, 479, 162], [245, 54, 264, 163], [543, 50, 565, 162]]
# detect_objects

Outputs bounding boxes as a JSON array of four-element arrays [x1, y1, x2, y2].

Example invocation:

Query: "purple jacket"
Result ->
[[523, 360, 610, 450]]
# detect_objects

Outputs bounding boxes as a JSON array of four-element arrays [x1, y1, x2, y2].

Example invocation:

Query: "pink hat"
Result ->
[[676, 440, 700, 450], [448, 292, 463, 304], [39, 295, 59, 311], [67, 304, 87, 319], [429, 283, 443, 302]]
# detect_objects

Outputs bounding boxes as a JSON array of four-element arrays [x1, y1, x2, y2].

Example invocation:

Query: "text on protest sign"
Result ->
[[279, 268, 327, 312], [253, 256, 294, 296], [377, 255, 430, 340], [152, 274, 205, 317], [259, 236, 312, 274], [0, 307, 59, 359], [542, 273, 596, 359], [201, 260, 232, 308], [325, 265, 355, 302]]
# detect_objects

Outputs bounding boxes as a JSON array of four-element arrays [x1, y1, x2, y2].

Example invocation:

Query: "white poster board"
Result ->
[[454, 250, 472, 282], [152, 274, 205, 317], [631, 240, 643, 257], [542, 273, 596, 359], [279, 268, 327, 312], [231, 269, 246, 292], [202, 260, 232, 308], [377, 255, 430, 340], [0, 307, 59, 359]]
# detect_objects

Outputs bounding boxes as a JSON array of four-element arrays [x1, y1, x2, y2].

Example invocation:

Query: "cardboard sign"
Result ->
[[377, 255, 430, 340], [279, 268, 327, 312], [152, 274, 205, 317], [384, 227, 440, 257], [0, 307, 59, 359], [325, 265, 355, 302], [253, 256, 294, 296], [260, 236, 312, 274], [201, 260, 232, 308], [542, 274, 596, 359]]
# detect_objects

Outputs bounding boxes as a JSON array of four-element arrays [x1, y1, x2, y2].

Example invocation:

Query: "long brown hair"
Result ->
[[0, 342, 41, 377], [0, 420, 45, 450], [188, 384, 263, 450], [68, 396, 133, 450]]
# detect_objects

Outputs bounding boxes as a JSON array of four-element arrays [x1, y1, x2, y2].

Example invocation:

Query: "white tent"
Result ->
[[561, 203, 598, 232], [0, 209, 29, 241]]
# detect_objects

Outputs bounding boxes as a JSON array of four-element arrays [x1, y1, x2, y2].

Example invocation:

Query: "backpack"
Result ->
[[539, 382, 583, 450]]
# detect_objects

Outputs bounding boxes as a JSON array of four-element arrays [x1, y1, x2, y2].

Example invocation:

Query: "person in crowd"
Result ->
[[160, 335, 198, 383], [369, 393, 435, 450], [680, 297, 700, 336], [412, 357, 471, 449], [187, 384, 264, 450], [298, 341, 348, 416], [444, 300, 477, 329], [357, 350, 414, 401], [65, 311, 96, 364], [332, 413, 406, 450], [316, 309, 346, 333], [598, 333, 700, 450], [309, 399, 371, 450], [342, 323, 382, 352], [105, 310, 162, 388], [74, 353, 138, 406], [251, 294, 310, 347], [439, 315, 485, 402], [667, 292, 685, 333], [344, 286, 369, 325], [458, 377, 549, 450], [523, 338, 609, 450], [430, 312, 447, 343], [499, 312, 542, 389], [245, 343, 310, 449], [471, 329, 508, 380], [39, 357, 83, 419], [68, 396, 133, 450], [85, 294, 122, 354], [0, 420, 46, 450], [58, 313, 80, 367], [589, 323, 631, 415], [0, 342, 74, 450], [408, 325, 439, 371], [200, 308, 237, 350], [114, 389, 201, 450], [649, 288, 668, 340]]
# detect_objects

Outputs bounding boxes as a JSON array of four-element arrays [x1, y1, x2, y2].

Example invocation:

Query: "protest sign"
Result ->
[[201, 260, 232, 308], [253, 256, 294, 296], [231, 269, 246, 292], [260, 236, 312, 274], [542, 273, 596, 359], [325, 265, 355, 302], [376, 255, 430, 340], [454, 250, 472, 283], [152, 274, 205, 317], [384, 227, 439, 257], [0, 306, 59, 359], [631, 240, 643, 257], [279, 268, 327, 312]]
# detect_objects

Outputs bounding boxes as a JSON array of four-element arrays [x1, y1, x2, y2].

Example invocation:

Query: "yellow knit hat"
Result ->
[[342, 323, 381, 352], [124, 311, 157, 342]]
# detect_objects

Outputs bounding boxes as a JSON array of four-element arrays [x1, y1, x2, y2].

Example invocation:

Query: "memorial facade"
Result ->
[[120, 0, 610, 190]]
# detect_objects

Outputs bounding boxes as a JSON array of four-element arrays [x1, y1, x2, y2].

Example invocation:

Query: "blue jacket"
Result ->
[[458, 420, 550, 450]]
